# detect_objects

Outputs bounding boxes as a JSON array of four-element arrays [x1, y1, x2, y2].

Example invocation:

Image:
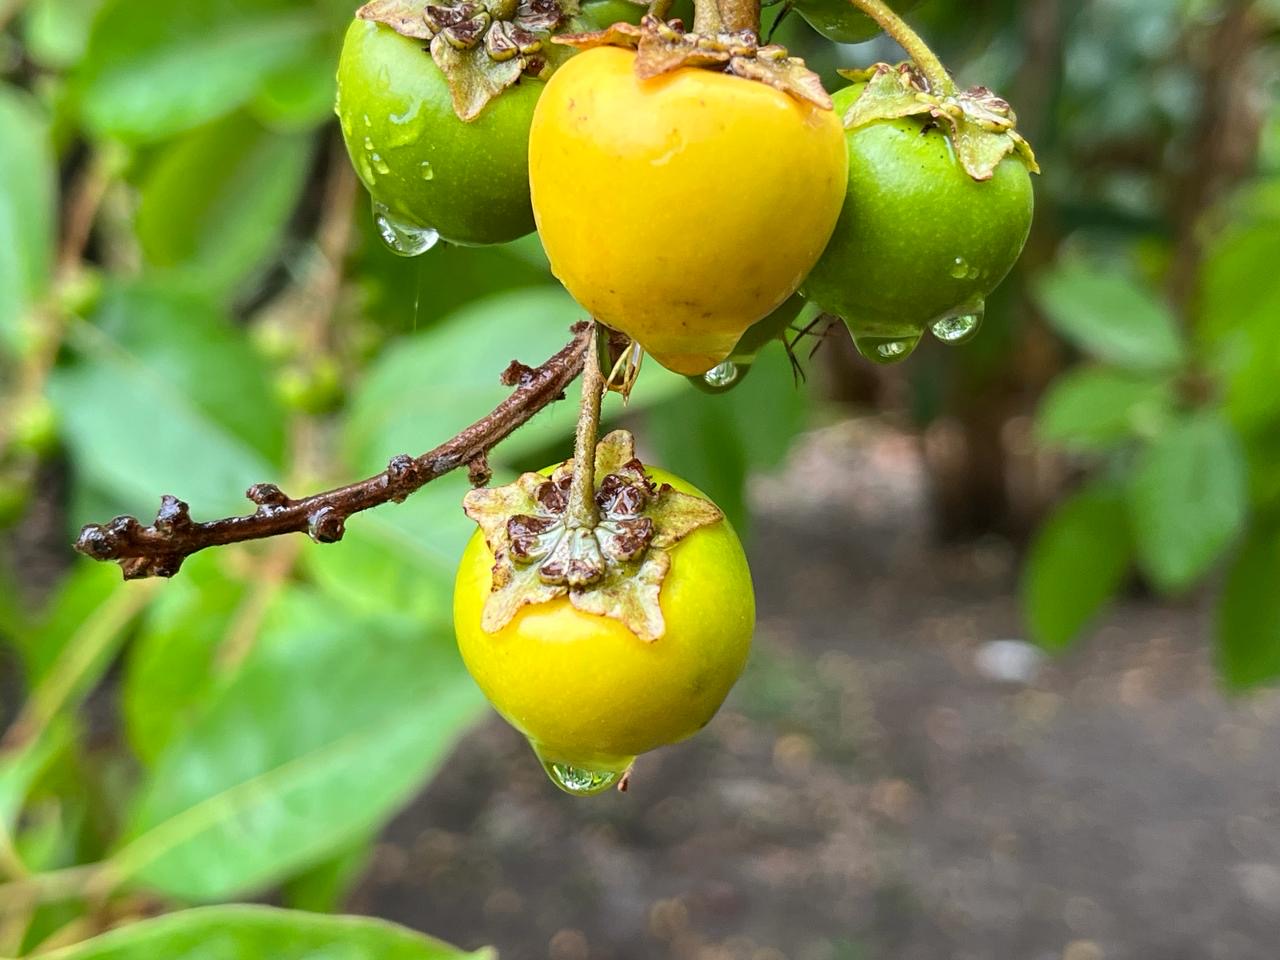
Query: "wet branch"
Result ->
[[74, 324, 593, 579]]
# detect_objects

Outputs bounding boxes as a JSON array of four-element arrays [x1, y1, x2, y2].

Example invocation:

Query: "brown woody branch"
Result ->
[[74, 323, 593, 579]]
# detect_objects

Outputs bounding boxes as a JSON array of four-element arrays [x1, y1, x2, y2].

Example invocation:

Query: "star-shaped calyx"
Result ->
[[556, 15, 831, 109], [839, 62, 1040, 181], [462, 430, 724, 641], [358, 0, 572, 119]]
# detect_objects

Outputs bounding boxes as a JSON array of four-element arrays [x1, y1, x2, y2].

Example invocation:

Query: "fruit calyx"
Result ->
[[462, 429, 723, 641], [839, 62, 1040, 181], [556, 15, 831, 109], [358, 0, 571, 119]]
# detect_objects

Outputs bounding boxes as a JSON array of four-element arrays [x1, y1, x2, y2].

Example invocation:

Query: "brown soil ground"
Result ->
[[348, 422, 1280, 960]]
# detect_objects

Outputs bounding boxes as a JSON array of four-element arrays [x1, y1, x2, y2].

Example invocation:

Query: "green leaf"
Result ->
[[650, 344, 806, 535], [135, 113, 313, 301], [122, 553, 247, 766], [1021, 483, 1133, 651], [74, 0, 324, 142], [1217, 523, 1280, 689], [345, 287, 686, 475], [281, 834, 375, 913], [22, 0, 107, 68], [1198, 218, 1280, 431], [36, 905, 492, 960], [13, 561, 122, 684], [1128, 412, 1248, 593], [1034, 261, 1185, 372], [49, 284, 286, 518], [1035, 366, 1174, 451], [303, 478, 468, 623], [0, 84, 56, 351], [113, 588, 483, 901], [0, 720, 72, 831]]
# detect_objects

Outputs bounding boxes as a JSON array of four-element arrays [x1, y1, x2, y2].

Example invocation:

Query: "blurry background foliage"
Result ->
[[0, 0, 1277, 955]]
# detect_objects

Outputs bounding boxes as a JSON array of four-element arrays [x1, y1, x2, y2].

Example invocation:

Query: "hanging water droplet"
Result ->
[[371, 152, 391, 176], [949, 256, 970, 280], [372, 201, 439, 257], [930, 301, 985, 345], [542, 761, 623, 796], [703, 361, 739, 390], [852, 332, 921, 365], [363, 136, 375, 152], [420, 161, 434, 180], [530, 741, 631, 797]]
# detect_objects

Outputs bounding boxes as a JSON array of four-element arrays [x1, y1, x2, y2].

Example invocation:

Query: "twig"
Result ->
[[73, 325, 593, 579]]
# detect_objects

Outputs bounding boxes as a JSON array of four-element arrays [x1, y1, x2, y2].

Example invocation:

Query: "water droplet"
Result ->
[[390, 101, 422, 126], [530, 741, 631, 797], [420, 161, 434, 180], [703, 361, 739, 390], [929, 301, 985, 345], [363, 136, 375, 151], [852, 332, 921, 365], [362, 113, 372, 128], [949, 257, 970, 280], [372, 201, 439, 257], [371, 152, 391, 176]]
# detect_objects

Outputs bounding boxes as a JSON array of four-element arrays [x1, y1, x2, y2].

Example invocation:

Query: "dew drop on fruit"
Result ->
[[371, 152, 391, 176], [949, 257, 969, 280], [529, 741, 631, 797], [372, 201, 439, 257], [853, 332, 921, 365], [542, 761, 623, 796], [703, 361, 740, 391], [420, 161, 435, 180], [930, 301, 985, 345]]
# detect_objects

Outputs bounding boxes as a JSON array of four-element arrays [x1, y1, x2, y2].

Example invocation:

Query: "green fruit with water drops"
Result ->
[[687, 294, 807, 395], [803, 83, 1034, 364], [336, 19, 540, 249], [572, 0, 646, 31], [794, 0, 925, 45]]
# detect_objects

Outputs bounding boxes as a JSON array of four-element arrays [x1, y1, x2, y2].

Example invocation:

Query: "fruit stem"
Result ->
[[565, 322, 605, 530], [692, 0, 724, 34], [846, 0, 954, 95], [716, 0, 761, 33]]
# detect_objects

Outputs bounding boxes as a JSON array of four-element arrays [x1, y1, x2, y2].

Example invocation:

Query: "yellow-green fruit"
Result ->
[[453, 467, 754, 794], [528, 46, 847, 375]]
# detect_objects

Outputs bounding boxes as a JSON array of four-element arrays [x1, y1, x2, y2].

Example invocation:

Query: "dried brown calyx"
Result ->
[[462, 430, 724, 641], [556, 15, 831, 109], [358, 0, 572, 119], [839, 62, 1040, 182]]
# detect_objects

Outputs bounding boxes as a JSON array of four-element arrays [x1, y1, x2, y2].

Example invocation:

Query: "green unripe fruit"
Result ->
[[803, 84, 1034, 363], [336, 19, 541, 249]]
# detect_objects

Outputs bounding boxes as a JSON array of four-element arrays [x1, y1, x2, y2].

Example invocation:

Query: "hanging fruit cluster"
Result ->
[[336, 0, 1037, 795]]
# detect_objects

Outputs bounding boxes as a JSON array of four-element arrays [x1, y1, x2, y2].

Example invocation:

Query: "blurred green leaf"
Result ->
[[0, 720, 72, 832], [74, 0, 324, 142], [345, 288, 686, 476], [281, 833, 375, 913], [1198, 216, 1280, 431], [36, 905, 491, 960], [49, 283, 286, 518], [1128, 412, 1247, 593], [649, 344, 807, 533], [13, 561, 121, 684], [1217, 522, 1280, 689], [0, 84, 55, 351], [122, 553, 247, 767], [23, 0, 106, 68], [135, 114, 313, 300], [303, 477, 469, 623], [251, 43, 342, 129], [1035, 262, 1185, 372], [113, 588, 482, 901], [1035, 366, 1174, 450], [1022, 483, 1132, 651]]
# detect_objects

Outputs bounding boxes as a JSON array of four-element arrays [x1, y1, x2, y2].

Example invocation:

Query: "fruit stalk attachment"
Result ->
[[844, 0, 952, 94]]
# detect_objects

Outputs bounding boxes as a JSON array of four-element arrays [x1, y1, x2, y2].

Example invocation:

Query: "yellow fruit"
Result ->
[[453, 467, 754, 794], [528, 47, 847, 375]]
